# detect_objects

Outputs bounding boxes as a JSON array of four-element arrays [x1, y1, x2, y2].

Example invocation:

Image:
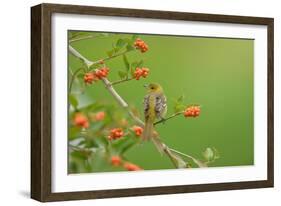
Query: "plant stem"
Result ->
[[69, 46, 93, 67], [111, 77, 134, 86], [100, 78, 129, 108], [69, 35, 99, 43], [69, 68, 83, 92], [88, 50, 134, 71], [154, 112, 183, 125], [169, 148, 194, 159]]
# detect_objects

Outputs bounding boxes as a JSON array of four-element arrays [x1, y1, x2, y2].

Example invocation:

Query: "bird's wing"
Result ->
[[155, 94, 167, 119]]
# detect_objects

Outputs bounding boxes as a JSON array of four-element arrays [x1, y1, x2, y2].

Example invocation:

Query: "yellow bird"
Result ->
[[143, 83, 167, 140]]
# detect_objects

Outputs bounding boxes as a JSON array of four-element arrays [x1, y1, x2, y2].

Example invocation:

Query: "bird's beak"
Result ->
[[143, 84, 148, 88]]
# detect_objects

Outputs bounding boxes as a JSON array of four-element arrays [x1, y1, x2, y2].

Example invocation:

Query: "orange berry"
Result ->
[[95, 67, 109, 79], [132, 125, 143, 137], [134, 68, 143, 80], [91, 111, 105, 121], [108, 128, 124, 140], [84, 72, 98, 84], [184, 105, 201, 117], [134, 38, 148, 53], [133, 67, 149, 80], [141, 68, 149, 78], [111, 156, 122, 166], [123, 162, 142, 171], [73, 113, 89, 128]]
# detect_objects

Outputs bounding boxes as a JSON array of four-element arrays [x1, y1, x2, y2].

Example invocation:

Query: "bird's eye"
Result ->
[[150, 86, 154, 90]]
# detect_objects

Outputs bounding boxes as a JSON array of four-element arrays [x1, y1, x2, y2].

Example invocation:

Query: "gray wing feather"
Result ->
[[155, 95, 167, 119]]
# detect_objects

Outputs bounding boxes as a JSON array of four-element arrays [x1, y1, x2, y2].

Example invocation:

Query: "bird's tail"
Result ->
[[142, 120, 154, 141]]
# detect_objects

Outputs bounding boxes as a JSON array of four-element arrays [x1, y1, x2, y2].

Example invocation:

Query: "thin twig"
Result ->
[[89, 50, 134, 71], [154, 112, 183, 125], [69, 68, 83, 92], [169, 148, 194, 159], [111, 77, 134, 86], [69, 35, 99, 43], [70, 45, 135, 70], [69, 45, 93, 67]]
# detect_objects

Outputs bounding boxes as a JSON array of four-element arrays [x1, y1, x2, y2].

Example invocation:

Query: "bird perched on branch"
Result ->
[[143, 83, 167, 140]]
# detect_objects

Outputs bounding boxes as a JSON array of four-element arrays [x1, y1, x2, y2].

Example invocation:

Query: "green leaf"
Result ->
[[111, 136, 137, 155], [123, 38, 133, 44], [126, 44, 135, 52], [202, 147, 220, 162], [77, 73, 84, 79], [131, 60, 143, 69], [122, 54, 130, 71], [118, 71, 128, 79], [203, 147, 214, 162], [173, 95, 186, 113], [113, 43, 120, 53], [69, 94, 78, 109], [173, 103, 185, 113], [116, 39, 127, 49], [71, 150, 91, 160], [130, 67, 135, 78]]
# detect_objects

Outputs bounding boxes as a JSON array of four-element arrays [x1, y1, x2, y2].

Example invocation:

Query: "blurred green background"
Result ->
[[68, 31, 254, 173]]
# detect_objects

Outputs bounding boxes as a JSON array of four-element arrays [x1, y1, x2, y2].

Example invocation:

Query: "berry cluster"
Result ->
[[108, 128, 124, 140], [134, 67, 149, 80], [110, 156, 142, 171], [83, 72, 98, 84], [83, 67, 110, 84], [95, 67, 109, 78], [134, 38, 148, 53], [132, 125, 143, 137], [184, 105, 201, 118], [73, 113, 89, 128]]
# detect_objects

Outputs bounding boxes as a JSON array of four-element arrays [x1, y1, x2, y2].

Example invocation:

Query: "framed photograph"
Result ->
[[31, 3, 274, 202]]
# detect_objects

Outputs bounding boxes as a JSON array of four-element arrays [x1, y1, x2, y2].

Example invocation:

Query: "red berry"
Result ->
[[184, 105, 201, 117], [108, 128, 124, 140], [133, 67, 149, 80], [111, 156, 122, 166], [123, 162, 142, 171], [134, 38, 149, 53], [84, 72, 98, 84], [73, 113, 89, 128], [95, 67, 109, 79], [132, 125, 143, 137]]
